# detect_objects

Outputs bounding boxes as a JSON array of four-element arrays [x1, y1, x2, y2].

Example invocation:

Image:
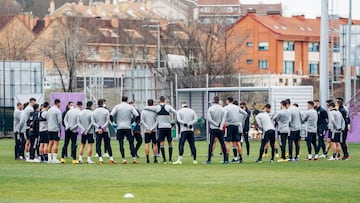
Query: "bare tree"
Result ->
[[37, 16, 92, 92], [163, 16, 249, 88]]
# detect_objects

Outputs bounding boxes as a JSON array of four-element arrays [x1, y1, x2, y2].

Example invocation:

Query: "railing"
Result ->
[[346, 90, 360, 118]]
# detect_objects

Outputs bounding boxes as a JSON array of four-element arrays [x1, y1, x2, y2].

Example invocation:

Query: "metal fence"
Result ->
[[0, 61, 43, 136]]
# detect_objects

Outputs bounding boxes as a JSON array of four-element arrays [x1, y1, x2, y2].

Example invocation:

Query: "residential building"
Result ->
[[227, 14, 326, 75], [197, 0, 241, 24], [197, 0, 282, 24], [48, 0, 196, 22], [0, 14, 37, 60]]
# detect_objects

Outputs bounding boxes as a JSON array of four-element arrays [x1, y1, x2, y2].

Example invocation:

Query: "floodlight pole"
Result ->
[[345, 0, 352, 104], [2, 48, 5, 136], [320, 0, 329, 107]]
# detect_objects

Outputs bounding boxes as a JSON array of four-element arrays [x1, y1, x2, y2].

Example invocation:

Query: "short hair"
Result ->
[[122, 96, 128, 102], [280, 100, 288, 107], [129, 101, 134, 105], [33, 103, 39, 110], [293, 103, 299, 107], [54, 99, 61, 105], [264, 104, 271, 109], [42, 101, 49, 108], [68, 101, 73, 106], [77, 101, 83, 106], [336, 97, 344, 102], [253, 109, 260, 116], [98, 99, 105, 106], [313, 99, 320, 103], [326, 99, 333, 104], [307, 101, 314, 106], [233, 100, 239, 105], [285, 98, 291, 105], [16, 102, 22, 107], [328, 102, 336, 108], [240, 101, 246, 106], [159, 96, 165, 102], [29, 97, 36, 102], [213, 96, 220, 103], [227, 97, 234, 103], [86, 101, 93, 108], [336, 98, 343, 105], [181, 101, 188, 108], [147, 99, 154, 106]]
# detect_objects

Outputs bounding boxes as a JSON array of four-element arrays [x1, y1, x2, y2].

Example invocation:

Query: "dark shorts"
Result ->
[[225, 125, 240, 142], [290, 130, 301, 142], [158, 128, 172, 143], [145, 132, 157, 144], [81, 133, 95, 144], [39, 131, 49, 144], [331, 131, 341, 143], [25, 129, 30, 140], [48, 131, 60, 141]]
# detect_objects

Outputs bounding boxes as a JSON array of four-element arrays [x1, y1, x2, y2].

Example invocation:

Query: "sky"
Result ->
[[241, 0, 360, 19]]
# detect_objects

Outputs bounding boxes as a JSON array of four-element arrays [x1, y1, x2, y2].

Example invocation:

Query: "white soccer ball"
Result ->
[[124, 193, 135, 198]]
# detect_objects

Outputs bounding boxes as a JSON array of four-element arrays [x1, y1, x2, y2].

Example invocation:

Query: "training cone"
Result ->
[[124, 193, 135, 198]]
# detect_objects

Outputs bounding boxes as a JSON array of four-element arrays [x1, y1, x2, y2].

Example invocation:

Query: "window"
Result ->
[[284, 41, 295, 51], [333, 43, 340, 53], [334, 62, 342, 76], [226, 18, 234, 24], [258, 42, 269, 51], [227, 7, 233, 12], [246, 59, 253, 64], [258, 60, 269, 69], [246, 42, 253, 47], [284, 61, 294, 74], [309, 62, 319, 75], [308, 42, 319, 52]]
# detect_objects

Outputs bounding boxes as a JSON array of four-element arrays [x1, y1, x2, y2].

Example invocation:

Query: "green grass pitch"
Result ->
[[0, 138, 359, 203]]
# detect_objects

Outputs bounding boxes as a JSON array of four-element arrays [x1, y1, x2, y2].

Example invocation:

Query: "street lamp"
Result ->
[[2, 48, 5, 136], [142, 24, 161, 69], [142, 23, 173, 69]]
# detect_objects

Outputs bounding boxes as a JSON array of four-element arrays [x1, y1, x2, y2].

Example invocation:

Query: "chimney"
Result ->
[[293, 14, 305, 21], [29, 16, 37, 31], [145, 0, 152, 10], [111, 16, 119, 28], [44, 16, 51, 28], [49, 0, 55, 15]]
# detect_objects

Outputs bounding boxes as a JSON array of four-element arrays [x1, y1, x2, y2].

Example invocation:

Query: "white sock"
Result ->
[[25, 152, 30, 159], [110, 157, 114, 161], [179, 156, 183, 161], [87, 157, 92, 161], [308, 154, 312, 159], [48, 153, 52, 161], [99, 157, 103, 162], [79, 156, 83, 161], [53, 153, 57, 160]]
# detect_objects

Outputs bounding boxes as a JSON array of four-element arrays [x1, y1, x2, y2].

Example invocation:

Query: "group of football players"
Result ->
[[12, 95, 351, 165]]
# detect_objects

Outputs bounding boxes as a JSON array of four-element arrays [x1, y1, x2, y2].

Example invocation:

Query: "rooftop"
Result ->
[[198, 0, 240, 6]]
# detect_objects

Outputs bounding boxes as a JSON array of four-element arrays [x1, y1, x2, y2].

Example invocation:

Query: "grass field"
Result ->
[[0, 138, 359, 203]]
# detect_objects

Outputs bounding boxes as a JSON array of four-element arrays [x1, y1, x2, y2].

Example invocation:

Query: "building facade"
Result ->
[[228, 14, 340, 77]]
